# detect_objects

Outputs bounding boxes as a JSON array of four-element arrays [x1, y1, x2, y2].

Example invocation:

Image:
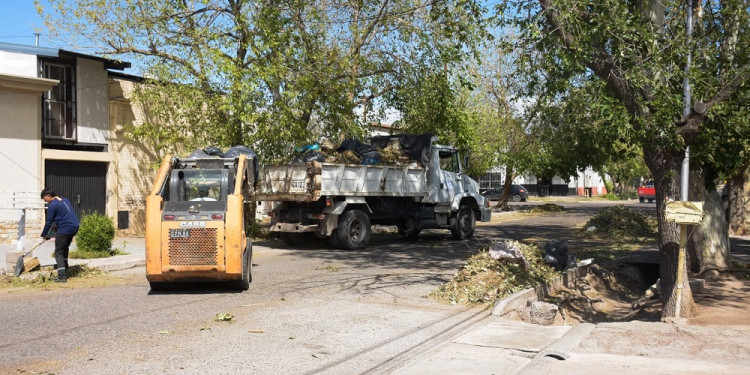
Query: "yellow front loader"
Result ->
[[145, 154, 254, 291]]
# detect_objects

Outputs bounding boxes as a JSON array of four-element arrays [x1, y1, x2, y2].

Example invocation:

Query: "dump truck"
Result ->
[[255, 135, 491, 249], [145, 153, 255, 291]]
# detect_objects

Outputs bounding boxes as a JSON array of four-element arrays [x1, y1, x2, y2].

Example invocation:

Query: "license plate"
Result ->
[[291, 180, 306, 191], [170, 229, 191, 238]]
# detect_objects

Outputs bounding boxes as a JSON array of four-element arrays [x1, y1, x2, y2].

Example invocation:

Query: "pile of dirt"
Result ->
[[582, 205, 656, 240], [530, 203, 564, 213], [431, 241, 557, 306]]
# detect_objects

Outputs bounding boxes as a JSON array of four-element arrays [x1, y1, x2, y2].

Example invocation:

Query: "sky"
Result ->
[[0, 1, 58, 47]]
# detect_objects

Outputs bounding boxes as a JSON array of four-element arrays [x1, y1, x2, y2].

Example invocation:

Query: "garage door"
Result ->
[[44, 160, 107, 218]]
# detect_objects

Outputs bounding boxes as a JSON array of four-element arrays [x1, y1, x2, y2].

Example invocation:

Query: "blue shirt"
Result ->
[[41, 197, 80, 236]]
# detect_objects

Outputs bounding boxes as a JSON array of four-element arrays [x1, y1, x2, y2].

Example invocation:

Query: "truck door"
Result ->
[[439, 150, 464, 202]]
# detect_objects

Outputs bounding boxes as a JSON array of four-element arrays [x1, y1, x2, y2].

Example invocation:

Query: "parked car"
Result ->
[[482, 185, 529, 202], [637, 182, 655, 203]]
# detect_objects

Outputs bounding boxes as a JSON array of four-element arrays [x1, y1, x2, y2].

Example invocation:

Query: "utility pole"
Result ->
[[675, 0, 695, 318]]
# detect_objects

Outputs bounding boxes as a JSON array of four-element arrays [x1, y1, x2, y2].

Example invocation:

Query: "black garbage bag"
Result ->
[[203, 146, 224, 157], [542, 240, 570, 271], [337, 138, 380, 162], [224, 145, 259, 184], [187, 149, 211, 158], [303, 151, 326, 163]]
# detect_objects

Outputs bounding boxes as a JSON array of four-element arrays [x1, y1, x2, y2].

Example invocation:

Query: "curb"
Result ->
[[69, 258, 145, 273], [491, 262, 593, 317]]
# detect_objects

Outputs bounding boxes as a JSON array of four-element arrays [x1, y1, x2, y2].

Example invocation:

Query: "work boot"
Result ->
[[55, 269, 67, 283]]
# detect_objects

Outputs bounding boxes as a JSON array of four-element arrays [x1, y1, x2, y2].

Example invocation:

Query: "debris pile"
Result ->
[[431, 240, 557, 306], [529, 203, 565, 213], [290, 133, 434, 166], [582, 205, 656, 240]]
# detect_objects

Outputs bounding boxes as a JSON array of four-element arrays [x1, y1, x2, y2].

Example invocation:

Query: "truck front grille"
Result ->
[[168, 228, 218, 266]]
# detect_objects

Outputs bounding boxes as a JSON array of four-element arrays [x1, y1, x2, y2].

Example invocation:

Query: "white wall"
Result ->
[[76, 58, 109, 145], [0, 91, 42, 193], [0, 51, 37, 77]]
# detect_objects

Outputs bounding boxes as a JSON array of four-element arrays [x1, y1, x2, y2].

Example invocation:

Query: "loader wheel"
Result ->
[[234, 244, 253, 291], [336, 209, 371, 250], [450, 205, 475, 240]]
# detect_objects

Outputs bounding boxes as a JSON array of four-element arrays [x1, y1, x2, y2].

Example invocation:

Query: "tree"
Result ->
[[40, 0, 487, 162], [496, 0, 749, 318]]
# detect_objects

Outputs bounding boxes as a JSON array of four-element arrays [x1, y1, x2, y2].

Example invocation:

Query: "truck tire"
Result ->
[[639, 197, 645, 203], [648, 198, 654, 203], [451, 205, 475, 240], [234, 244, 252, 291], [336, 209, 371, 250]]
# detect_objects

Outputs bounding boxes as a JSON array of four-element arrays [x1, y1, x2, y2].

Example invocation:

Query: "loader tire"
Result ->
[[234, 243, 252, 291], [336, 209, 371, 250]]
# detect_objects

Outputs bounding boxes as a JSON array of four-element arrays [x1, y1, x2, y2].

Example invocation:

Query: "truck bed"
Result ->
[[256, 162, 427, 202]]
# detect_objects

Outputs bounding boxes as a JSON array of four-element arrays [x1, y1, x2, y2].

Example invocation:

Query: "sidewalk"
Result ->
[[1, 236, 145, 275]]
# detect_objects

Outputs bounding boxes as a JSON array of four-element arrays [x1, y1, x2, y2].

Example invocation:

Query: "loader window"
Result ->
[[168, 169, 226, 202], [185, 171, 222, 201]]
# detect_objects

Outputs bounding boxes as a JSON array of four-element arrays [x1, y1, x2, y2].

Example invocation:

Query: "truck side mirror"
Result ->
[[463, 155, 470, 172]]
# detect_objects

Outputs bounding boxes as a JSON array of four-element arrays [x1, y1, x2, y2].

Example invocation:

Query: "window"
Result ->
[[42, 62, 76, 140], [439, 150, 461, 174]]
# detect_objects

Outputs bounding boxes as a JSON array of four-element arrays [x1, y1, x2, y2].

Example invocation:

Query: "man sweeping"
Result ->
[[40, 188, 79, 283]]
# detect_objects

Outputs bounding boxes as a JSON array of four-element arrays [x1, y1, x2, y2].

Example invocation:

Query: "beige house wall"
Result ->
[[109, 78, 161, 236]]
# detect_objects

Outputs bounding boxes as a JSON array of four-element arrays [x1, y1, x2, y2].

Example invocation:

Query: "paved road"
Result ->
[[0, 200, 644, 374]]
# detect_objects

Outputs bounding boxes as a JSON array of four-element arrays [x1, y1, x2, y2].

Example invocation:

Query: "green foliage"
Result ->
[[75, 213, 116, 255], [432, 241, 557, 306], [43, 0, 489, 163]]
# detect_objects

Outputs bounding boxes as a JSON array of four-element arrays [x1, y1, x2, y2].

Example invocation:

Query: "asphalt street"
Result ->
[[0, 200, 662, 374]]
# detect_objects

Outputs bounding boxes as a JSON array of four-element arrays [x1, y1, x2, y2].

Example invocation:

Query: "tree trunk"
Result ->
[[728, 166, 748, 236], [644, 145, 695, 319], [494, 166, 514, 211], [687, 170, 731, 275]]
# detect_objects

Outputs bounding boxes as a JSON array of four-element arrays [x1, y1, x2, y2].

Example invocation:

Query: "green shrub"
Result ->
[[75, 213, 116, 254]]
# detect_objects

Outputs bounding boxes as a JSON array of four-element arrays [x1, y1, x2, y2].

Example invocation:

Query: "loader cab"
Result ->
[[162, 160, 237, 214]]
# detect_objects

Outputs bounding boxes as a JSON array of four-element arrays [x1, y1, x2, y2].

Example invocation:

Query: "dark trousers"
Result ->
[[55, 232, 76, 278]]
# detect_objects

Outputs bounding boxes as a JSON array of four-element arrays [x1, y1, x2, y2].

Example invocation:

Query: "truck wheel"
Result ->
[[639, 197, 645, 203], [234, 244, 252, 291], [648, 198, 654, 203], [451, 205, 475, 240], [336, 210, 371, 250]]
